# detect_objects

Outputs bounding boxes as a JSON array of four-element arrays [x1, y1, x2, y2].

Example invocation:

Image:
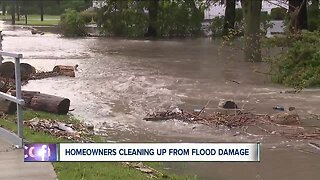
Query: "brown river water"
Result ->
[[1, 21, 320, 179]]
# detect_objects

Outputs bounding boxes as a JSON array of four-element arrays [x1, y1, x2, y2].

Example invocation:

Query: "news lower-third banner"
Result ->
[[24, 143, 260, 162]]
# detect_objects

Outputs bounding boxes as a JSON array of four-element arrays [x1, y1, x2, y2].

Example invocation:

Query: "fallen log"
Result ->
[[53, 65, 75, 77], [11, 90, 40, 106], [30, 93, 70, 114]]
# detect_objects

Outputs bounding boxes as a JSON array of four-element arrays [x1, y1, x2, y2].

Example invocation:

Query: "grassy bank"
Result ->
[[0, 110, 195, 180], [0, 14, 60, 26]]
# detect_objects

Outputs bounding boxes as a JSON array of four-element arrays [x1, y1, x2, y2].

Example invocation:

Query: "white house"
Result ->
[[92, 0, 107, 8], [204, 1, 288, 36], [204, 0, 288, 19]]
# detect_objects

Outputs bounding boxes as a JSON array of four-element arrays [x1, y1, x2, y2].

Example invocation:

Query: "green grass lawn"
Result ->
[[0, 14, 60, 26], [0, 110, 196, 180]]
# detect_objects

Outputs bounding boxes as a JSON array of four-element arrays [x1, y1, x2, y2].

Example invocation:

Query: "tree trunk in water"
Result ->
[[242, 0, 262, 62], [23, 1, 28, 24], [223, 0, 236, 35], [289, 0, 308, 31], [40, 1, 44, 21], [11, 1, 15, 25], [145, 0, 159, 38], [25, 13, 28, 25]]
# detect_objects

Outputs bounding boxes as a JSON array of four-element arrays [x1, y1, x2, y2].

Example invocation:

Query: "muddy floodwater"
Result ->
[[1, 21, 319, 179]]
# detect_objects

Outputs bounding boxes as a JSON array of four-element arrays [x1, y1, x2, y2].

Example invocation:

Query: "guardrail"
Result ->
[[0, 51, 24, 148]]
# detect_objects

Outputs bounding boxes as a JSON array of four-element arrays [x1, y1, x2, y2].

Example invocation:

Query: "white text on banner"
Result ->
[[59, 143, 260, 162]]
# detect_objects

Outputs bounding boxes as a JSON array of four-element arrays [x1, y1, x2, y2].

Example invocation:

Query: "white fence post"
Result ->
[[0, 52, 24, 148]]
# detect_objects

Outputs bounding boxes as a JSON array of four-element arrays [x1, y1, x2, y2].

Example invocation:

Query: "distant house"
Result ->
[[92, 0, 107, 8], [204, 0, 288, 20], [204, 1, 288, 37]]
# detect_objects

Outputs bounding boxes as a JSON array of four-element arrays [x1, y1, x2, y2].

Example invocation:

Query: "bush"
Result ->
[[270, 31, 320, 88], [59, 9, 86, 37], [80, 11, 97, 24], [157, 1, 204, 37], [97, 1, 205, 38], [209, 9, 244, 38], [308, 3, 320, 31], [270, 8, 287, 20], [209, 16, 224, 37]]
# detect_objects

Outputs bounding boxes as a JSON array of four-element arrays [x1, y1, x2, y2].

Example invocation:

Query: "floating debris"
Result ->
[[308, 142, 320, 151], [273, 105, 285, 111], [144, 109, 320, 140], [218, 100, 238, 109]]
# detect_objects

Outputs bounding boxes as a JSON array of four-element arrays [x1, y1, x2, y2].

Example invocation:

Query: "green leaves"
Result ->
[[270, 31, 320, 88], [97, 0, 205, 38], [59, 9, 87, 37]]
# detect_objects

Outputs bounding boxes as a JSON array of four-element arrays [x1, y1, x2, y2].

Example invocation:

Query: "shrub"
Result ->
[[97, 0, 205, 38], [209, 9, 244, 38], [270, 8, 287, 20], [308, 3, 320, 31], [209, 16, 224, 37], [157, 1, 204, 37], [270, 31, 320, 88], [59, 9, 86, 37], [80, 11, 97, 24]]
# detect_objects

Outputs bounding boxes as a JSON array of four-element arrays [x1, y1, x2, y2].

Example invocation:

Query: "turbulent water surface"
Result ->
[[1, 21, 319, 180]]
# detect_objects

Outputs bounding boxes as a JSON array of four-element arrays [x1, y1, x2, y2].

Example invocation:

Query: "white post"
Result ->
[[14, 57, 23, 147], [0, 31, 3, 65], [0, 52, 24, 148]]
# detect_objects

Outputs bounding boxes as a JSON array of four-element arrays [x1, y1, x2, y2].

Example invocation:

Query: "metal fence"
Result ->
[[0, 51, 24, 148]]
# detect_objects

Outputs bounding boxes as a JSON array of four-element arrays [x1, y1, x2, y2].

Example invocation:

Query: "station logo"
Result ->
[[24, 144, 57, 162]]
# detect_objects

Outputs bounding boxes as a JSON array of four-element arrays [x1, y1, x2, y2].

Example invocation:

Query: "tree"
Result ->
[[21, 0, 29, 24], [241, 0, 262, 62], [308, 0, 320, 31], [1, 1, 6, 15], [16, 0, 20, 21], [223, 0, 236, 35], [145, 0, 159, 38], [289, 0, 308, 31], [10, 0, 16, 25], [39, 0, 44, 21]]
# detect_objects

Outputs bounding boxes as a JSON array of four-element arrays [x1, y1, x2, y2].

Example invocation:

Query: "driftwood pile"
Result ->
[[144, 109, 261, 128], [0, 64, 76, 92], [25, 118, 94, 142], [0, 64, 75, 115], [144, 108, 320, 140]]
